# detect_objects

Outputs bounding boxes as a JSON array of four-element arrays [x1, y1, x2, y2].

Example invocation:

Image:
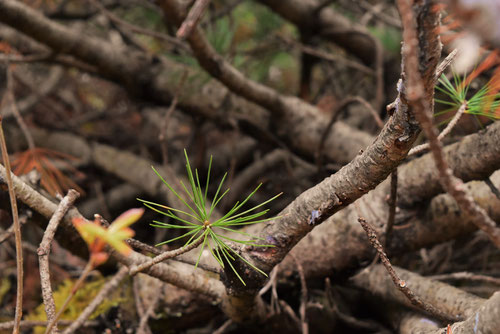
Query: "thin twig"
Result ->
[[0, 98, 23, 334], [0, 320, 98, 331], [485, 177, 500, 200], [316, 96, 383, 170], [133, 276, 147, 321], [356, 0, 401, 28], [213, 319, 233, 334], [62, 266, 129, 334], [126, 235, 219, 273], [6, 65, 35, 150], [136, 283, 163, 334], [276, 34, 374, 76], [129, 235, 205, 275], [0, 214, 27, 244], [291, 254, 309, 334], [397, 0, 500, 248], [385, 170, 398, 247], [176, 0, 211, 39], [279, 300, 302, 329], [429, 272, 500, 286], [435, 49, 459, 80], [88, 0, 189, 51], [38, 189, 80, 332], [44, 261, 94, 334], [0, 53, 98, 74], [159, 70, 188, 164], [409, 103, 466, 155], [357, 217, 460, 322]]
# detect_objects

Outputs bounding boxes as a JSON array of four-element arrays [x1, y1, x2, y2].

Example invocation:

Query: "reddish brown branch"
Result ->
[[397, 0, 500, 248], [357, 217, 460, 322], [0, 109, 23, 334], [352, 263, 484, 321], [385, 170, 398, 247], [176, 0, 211, 39], [409, 103, 466, 156]]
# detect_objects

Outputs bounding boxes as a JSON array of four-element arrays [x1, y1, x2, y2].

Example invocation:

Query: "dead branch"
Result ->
[[278, 170, 500, 280], [357, 217, 459, 322], [0, 320, 98, 331], [61, 266, 129, 334], [0, 163, 226, 300], [397, 0, 500, 248], [176, 0, 211, 39], [38, 189, 80, 332], [0, 106, 23, 334], [398, 121, 500, 208], [0, 0, 375, 166], [258, 0, 378, 65], [438, 292, 500, 334], [409, 102, 467, 156], [351, 264, 484, 320]]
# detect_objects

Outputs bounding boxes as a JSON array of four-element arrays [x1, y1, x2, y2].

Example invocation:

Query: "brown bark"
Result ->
[[0, 0, 373, 166], [258, 0, 378, 65], [351, 264, 484, 320]]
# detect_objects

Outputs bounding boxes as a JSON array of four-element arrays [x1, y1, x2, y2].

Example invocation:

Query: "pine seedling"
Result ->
[[138, 150, 281, 285], [435, 72, 500, 123]]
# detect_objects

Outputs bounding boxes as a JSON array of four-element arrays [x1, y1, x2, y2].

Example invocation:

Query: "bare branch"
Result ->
[[129, 236, 205, 276], [61, 267, 129, 334], [409, 102, 466, 156], [0, 98, 23, 334], [435, 292, 500, 334], [176, 0, 211, 39], [0, 163, 225, 300], [351, 264, 484, 320], [357, 217, 460, 322], [38, 189, 80, 332], [397, 0, 500, 248]]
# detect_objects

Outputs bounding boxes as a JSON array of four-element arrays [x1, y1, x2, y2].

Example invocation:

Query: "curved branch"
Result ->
[[441, 292, 500, 334], [351, 264, 484, 320], [0, 0, 373, 166], [0, 164, 225, 300], [258, 0, 378, 65]]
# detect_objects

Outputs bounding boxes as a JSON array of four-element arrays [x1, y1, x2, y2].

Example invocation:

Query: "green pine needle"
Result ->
[[435, 73, 500, 121], [139, 150, 281, 285]]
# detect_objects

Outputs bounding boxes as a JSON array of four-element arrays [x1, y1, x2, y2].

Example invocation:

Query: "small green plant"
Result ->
[[435, 72, 500, 122], [138, 150, 281, 285]]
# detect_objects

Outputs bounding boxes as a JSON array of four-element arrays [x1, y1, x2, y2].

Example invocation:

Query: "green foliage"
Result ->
[[0, 277, 10, 305], [26, 277, 130, 333], [139, 150, 281, 285], [368, 26, 401, 55], [435, 73, 500, 121]]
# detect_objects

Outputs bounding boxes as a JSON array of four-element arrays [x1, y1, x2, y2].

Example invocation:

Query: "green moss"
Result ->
[[26, 275, 131, 333], [0, 277, 10, 305]]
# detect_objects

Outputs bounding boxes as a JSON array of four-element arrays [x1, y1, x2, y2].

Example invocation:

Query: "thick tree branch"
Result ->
[[258, 0, 378, 65], [0, 163, 225, 300], [0, 0, 373, 166], [398, 121, 500, 207], [438, 292, 500, 334], [279, 169, 500, 279], [397, 0, 500, 248], [351, 264, 484, 320]]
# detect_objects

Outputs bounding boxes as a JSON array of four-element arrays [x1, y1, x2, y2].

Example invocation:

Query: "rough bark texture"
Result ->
[[279, 171, 500, 279], [0, 0, 373, 166], [398, 121, 500, 207], [439, 292, 500, 334], [351, 264, 484, 320], [258, 0, 377, 65]]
